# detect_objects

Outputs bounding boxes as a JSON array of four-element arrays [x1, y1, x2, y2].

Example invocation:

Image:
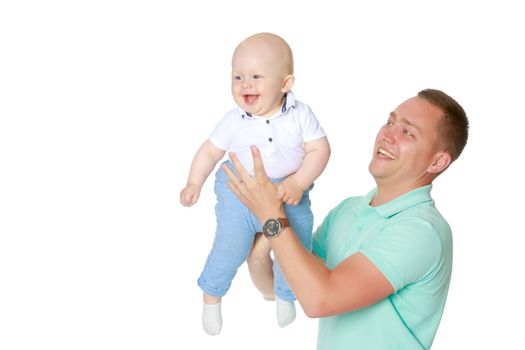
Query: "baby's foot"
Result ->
[[276, 297, 296, 327], [202, 302, 222, 335], [263, 294, 275, 301]]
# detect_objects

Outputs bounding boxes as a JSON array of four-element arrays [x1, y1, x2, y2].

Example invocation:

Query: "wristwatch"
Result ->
[[262, 218, 290, 238]]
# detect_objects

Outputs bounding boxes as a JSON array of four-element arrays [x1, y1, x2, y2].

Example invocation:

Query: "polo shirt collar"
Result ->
[[365, 184, 434, 218], [238, 91, 296, 119], [281, 91, 296, 113]]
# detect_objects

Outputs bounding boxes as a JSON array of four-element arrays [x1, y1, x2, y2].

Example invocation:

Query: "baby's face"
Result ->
[[231, 43, 290, 117]]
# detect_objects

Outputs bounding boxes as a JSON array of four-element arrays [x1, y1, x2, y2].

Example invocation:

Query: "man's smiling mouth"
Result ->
[[378, 147, 398, 160]]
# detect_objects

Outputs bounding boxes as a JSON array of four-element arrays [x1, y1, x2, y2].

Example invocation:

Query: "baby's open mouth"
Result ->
[[243, 95, 259, 104]]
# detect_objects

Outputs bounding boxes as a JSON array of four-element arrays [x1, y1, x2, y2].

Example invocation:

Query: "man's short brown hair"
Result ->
[[418, 89, 469, 161]]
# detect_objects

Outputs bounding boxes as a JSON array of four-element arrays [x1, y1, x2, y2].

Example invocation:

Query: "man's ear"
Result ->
[[428, 151, 452, 174], [281, 75, 295, 93]]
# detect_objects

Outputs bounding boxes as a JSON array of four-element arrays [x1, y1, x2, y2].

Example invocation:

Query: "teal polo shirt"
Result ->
[[313, 185, 452, 350]]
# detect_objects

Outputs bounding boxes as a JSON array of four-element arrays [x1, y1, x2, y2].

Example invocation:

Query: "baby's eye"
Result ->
[[233, 75, 242, 80], [253, 74, 262, 79]]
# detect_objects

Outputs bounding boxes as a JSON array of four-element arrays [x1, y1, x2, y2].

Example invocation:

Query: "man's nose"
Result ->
[[381, 128, 395, 144]]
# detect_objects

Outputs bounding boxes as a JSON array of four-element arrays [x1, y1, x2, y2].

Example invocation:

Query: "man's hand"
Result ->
[[277, 176, 304, 206], [222, 146, 285, 222], [180, 183, 201, 207]]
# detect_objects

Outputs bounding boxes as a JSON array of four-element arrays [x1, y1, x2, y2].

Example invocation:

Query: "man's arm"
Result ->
[[180, 140, 225, 206], [223, 146, 393, 317], [313, 252, 326, 265], [271, 231, 393, 317], [278, 137, 331, 205]]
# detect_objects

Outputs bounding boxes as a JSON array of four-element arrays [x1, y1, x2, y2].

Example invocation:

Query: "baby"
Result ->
[[180, 32, 330, 335]]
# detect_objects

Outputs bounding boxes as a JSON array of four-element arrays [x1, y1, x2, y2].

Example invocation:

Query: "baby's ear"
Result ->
[[281, 75, 295, 93]]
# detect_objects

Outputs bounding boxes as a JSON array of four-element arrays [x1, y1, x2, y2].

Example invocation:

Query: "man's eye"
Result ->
[[403, 129, 414, 137], [385, 120, 393, 126], [253, 74, 262, 79]]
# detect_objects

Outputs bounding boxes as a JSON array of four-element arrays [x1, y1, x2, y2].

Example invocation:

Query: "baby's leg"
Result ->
[[198, 165, 257, 335], [247, 232, 275, 300], [198, 211, 253, 335], [203, 293, 221, 304]]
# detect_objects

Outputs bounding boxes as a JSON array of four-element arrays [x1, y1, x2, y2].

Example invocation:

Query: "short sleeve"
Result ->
[[313, 198, 349, 261], [209, 113, 235, 151], [299, 105, 326, 142], [360, 220, 443, 292], [312, 217, 329, 261]]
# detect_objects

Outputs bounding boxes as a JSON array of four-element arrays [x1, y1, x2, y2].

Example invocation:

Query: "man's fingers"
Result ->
[[228, 152, 251, 182], [226, 180, 249, 206], [276, 184, 284, 199], [251, 146, 269, 182], [226, 181, 240, 196], [285, 198, 298, 206], [222, 163, 241, 184], [222, 163, 249, 197]]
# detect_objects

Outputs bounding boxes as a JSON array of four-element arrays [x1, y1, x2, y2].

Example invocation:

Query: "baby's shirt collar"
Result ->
[[239, 91, 296, 119]]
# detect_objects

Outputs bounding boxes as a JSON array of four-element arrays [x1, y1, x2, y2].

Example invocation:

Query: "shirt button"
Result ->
[[266, 120, 270, 124], [268, 137, 273, 142]]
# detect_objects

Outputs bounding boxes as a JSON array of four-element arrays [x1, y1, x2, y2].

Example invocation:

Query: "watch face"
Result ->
[[263, 219, 280, 236]]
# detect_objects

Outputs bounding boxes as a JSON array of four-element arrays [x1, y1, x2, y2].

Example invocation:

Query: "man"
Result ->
[[223, 89, 469, 349]]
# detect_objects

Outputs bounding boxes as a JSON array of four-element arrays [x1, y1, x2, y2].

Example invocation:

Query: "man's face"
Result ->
[[368, 96, 445, 189], [231, 44, 289, 117]]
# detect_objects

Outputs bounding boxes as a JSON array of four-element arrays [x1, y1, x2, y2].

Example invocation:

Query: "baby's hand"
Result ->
[[277, 176, 304, 206], [180, 183, 201, 207]]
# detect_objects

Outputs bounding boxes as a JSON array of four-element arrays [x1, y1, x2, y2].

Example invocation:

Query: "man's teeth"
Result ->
[[378, 147, 398, 160]]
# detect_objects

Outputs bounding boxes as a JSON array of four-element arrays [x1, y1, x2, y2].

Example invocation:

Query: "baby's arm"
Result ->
[[278, 137, 331, 205], [180, 140, 226, 207]]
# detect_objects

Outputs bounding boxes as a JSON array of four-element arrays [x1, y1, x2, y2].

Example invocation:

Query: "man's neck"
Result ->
[[370, 181, 431, 207]]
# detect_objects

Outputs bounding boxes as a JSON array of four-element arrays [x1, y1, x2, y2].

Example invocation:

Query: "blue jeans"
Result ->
[[197, 161, 314, 302]]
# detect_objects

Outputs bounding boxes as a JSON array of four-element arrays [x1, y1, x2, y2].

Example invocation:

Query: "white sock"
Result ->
[[202, 302, 222, 335], [276, 297, 296, 328]]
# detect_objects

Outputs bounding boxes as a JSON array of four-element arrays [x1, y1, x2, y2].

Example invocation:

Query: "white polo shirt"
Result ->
[[209, 92, 326, 179]]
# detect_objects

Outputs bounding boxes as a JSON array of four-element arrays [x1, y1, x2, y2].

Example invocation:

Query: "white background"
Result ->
[[1, 1, 524, 349]]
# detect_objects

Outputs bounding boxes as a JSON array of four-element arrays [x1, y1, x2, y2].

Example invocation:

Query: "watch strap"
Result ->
[[277, 217, 290, 229]]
